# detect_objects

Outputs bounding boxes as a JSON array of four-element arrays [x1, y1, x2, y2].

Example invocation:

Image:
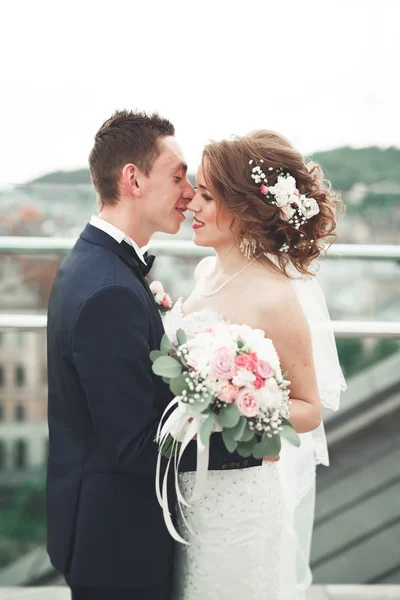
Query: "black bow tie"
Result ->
[[140, 252, 156, 277], [121, 241, 155, 276]]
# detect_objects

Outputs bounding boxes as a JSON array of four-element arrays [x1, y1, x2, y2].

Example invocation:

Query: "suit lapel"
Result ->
[[80, 224, 164, 330]]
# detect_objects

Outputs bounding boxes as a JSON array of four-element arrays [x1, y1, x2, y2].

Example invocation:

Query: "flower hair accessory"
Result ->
[[149, 281, 172, 313], [249, 160, 320, 251]]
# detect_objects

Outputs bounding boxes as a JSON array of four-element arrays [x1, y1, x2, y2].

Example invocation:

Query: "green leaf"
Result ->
[[264, 432, 281, 457], [237, 440, 256, 458], [176, 328, 187, 347], [240, 426, 255, 443], [160, 333, 171, 354], [222, 428, 237, 453], [162, 376, 171, 384], [217, 403, 241, 429], [281, 418, 301, 447], [152, 355, 182, 378], [150, 350, 165, 363], [200, 414, 215, 446], [252, 440, 270, 460], [231, 417, 246, 441], [169, 374, 189, 396], [282, 371, 289, 379], [252, 433, 281, 459], [186, 398, 212, 413]]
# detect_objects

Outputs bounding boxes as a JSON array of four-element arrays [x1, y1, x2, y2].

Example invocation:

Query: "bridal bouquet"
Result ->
[[152, 322, 300, 460], [151, 322, 300, 542]]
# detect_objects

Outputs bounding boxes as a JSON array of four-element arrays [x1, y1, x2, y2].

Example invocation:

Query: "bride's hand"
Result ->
[[263, 455, 280, 462]]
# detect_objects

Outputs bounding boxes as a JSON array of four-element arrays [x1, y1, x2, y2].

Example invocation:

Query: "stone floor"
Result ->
[[1, 587, 400, 599]]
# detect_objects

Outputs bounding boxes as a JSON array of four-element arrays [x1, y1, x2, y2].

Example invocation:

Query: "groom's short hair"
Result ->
[[89, 110, 175, 205]]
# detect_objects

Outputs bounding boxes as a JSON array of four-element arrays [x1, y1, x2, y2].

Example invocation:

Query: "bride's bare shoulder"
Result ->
[[194, 256, 215, 281], [249, 267, 301, 319], [249, 270, 310, 340]]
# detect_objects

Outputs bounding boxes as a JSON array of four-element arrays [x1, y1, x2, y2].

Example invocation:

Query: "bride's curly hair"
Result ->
[[202, 130, 344, 277]]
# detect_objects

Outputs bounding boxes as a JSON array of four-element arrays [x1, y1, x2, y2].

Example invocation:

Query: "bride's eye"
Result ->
[[175, 177, 183, 182], [201, 193, 213, 202]]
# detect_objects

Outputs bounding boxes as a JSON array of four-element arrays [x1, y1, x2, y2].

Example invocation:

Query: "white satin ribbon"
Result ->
[[155, 399, 212, 544]]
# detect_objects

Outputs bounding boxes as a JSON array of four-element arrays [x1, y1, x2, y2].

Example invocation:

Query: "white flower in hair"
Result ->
[[281, 204, 296, 220], [299, 195, 320, 218], [268, 175, 297, 207]]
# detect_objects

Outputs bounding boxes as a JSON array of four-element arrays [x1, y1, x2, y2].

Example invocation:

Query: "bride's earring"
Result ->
[[239, 238, 257, 259]]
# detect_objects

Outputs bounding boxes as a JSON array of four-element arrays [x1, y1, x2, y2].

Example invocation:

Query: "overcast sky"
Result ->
[[0, 0, 399, 186]]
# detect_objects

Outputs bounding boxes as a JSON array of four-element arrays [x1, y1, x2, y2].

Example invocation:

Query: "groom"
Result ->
[[46, 110, 262, 600]]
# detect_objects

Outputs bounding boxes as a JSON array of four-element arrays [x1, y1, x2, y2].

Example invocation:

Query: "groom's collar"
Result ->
[[89, 215, 147, 265], [80, 223, 147, 274]]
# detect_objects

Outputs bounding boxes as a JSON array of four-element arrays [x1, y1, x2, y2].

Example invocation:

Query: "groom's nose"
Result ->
[[182, 177, 195, 201]]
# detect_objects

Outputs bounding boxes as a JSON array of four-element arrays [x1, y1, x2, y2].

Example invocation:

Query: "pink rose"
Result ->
[[254, 375, 265, 389], [247, 352, 258, 371], [235, 354, 249, 368], [260, 184, 269, 195], [235, 353, 258, 371], [256, 360, 274, 380], [218, 384, 238, 404], [235, 387, 260, 418], [211, 347, 237, 380], [161, 294, 172, 308]]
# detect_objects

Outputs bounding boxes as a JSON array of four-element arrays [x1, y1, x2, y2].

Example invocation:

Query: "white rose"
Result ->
[[268, 175, 297, 207], [186, 347, 209, 371], [154, 292, 164, 304], [299, 195, 320, 219], [232, 368, 256, 388], [270, 190, 290, 207], [259, 378, 283, 410], [278, 175, 296, 194], [188, 331, 215, 350], [149, 280, 164, 294]]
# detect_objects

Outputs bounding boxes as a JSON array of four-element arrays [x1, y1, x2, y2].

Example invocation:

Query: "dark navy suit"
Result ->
[[46, 223, 261, 598]]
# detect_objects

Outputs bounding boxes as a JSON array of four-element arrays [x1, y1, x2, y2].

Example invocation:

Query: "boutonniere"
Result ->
[[149, 281, 172, 313]]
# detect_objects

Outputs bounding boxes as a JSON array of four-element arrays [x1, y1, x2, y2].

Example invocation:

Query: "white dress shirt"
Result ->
[[90, 215, 147, 265]]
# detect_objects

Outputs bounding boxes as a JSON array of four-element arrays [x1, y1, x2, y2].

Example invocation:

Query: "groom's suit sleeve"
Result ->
[[72, 283, 161, 476]]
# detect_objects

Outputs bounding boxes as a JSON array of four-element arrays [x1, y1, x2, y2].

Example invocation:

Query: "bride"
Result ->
[[163, 130, 345, 600]]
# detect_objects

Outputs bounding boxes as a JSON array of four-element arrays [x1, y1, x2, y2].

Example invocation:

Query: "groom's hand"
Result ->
[[263, 455, 280, 462]]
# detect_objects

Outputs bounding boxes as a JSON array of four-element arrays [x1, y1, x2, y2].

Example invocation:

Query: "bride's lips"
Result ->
[[192, 217, 205, 230]]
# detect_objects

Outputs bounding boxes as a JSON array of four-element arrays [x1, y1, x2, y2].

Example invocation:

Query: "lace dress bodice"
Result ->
[[163, 297, 224, 343]]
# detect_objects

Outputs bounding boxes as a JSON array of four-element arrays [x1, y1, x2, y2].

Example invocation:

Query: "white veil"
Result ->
[[274, 259, 347, 597]]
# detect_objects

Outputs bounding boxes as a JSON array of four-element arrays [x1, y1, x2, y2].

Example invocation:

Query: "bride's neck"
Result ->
[[212, 243, 256, 276]]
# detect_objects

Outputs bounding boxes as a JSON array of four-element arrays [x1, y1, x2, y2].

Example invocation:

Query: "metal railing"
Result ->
[[0, 313, 399, 338], [1, 238, 400, 338], [1, 236, 400, 260]]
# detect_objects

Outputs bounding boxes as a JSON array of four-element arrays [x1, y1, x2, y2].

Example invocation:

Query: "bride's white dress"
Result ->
[[163, 299, 298, 600], [162, 260, 346, 599]]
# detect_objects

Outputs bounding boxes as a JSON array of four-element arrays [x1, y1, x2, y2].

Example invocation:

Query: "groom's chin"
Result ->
[[159, 221, 182, 235]]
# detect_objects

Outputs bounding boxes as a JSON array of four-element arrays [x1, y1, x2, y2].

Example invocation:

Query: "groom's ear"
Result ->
[[121, 163, 142, 199]]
